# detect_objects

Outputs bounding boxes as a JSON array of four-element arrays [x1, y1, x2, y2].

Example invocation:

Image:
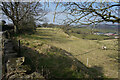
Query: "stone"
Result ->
[[7, 57, 25, 67], [5, 52, 17, 57], [2, 38, 45, 80], [4, 50, 15, 54], [6, 57, 27, 77], [4, 47, 13, 50]]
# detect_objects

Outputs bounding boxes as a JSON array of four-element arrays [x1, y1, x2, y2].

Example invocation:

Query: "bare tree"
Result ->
[[0, 2, 48, 33], [55, 1, 120, 25], [1, 20, 6, 26]]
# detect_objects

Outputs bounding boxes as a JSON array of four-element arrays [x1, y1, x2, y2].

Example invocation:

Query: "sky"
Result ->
[[43, 2, 119, 25], [43, 2, 67, 24], [0, 2, 119, 25], [0, 2, 65, 24], [0, 2, 67, 25]]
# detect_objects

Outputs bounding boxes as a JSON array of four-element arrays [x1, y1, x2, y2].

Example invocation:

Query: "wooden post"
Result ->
[[18, 40, 21, 54], [87, 58, 89, 66], [69, 47, 70, 52], [41, 66, 44, 76]]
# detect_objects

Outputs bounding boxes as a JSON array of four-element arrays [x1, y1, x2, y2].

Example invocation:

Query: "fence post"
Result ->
[[69, 47, 70, 52], [87, 58, 89, 66], [18, 40, 21, 54]]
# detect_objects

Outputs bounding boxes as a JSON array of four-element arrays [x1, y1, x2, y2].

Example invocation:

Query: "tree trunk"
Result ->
[[14, 25, 18, 33], [13, 20, 19, 33]]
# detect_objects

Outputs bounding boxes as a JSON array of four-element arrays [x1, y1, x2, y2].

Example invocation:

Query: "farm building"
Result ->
[[94, 32, 104, 35], [104, 33, 115, 36]]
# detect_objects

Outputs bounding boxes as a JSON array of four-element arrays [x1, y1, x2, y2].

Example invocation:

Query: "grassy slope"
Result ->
[[16, 27, 118, 78], [15, 28, 94, 78]]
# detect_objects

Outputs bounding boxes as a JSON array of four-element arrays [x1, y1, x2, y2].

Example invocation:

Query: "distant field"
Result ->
[[16, 27, 118, 78], [62, 27, 115, 40]]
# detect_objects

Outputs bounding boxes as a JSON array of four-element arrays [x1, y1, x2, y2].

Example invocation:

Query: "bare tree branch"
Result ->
[[56, 2, 119, 25], [1, 2, 48, 33]]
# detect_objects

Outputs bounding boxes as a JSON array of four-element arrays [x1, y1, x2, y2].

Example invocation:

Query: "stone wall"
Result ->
[[0, 32, 2, 79], [2, 31, 45, 80]]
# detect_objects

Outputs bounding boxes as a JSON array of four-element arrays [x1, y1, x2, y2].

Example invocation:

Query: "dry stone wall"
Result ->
[[2, 31, 45, 80]]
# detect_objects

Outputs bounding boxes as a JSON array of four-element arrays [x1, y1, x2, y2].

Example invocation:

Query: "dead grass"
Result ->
[[16, 27, 118, 78]]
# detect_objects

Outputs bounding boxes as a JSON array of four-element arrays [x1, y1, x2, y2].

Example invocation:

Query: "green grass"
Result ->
[[62, 27, 114, 40], [71, 33, 111, 40], [17, 40, 92, 78], [15, 27, 118, 78]]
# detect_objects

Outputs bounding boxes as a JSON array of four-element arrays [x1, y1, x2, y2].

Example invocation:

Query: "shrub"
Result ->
[[42, 23, 48, 27]]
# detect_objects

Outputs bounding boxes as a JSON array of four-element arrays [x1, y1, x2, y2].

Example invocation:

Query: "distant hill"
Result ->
[[94, 24, 118, 30], [87, 24, 118, 33]]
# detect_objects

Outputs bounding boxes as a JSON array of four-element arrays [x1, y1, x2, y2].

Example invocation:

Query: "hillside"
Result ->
[[14, 27, 118, 78], [90, 24, 118, 33]]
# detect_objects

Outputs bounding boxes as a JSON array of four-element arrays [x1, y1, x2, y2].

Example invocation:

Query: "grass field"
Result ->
[[15, 27, 118, 78]]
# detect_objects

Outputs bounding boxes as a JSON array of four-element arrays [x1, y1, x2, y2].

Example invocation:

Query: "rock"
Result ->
[[6, 57, 45, 80], [4, 50, 15, 54], [4, 43, 14, 48], [4, 39, 12, 43], [4, 47, 13, 51], [4, 53, 18, 62], [7, 57, 25, 67], [8, 72, 45, 80], [26, 72, 45, 79]]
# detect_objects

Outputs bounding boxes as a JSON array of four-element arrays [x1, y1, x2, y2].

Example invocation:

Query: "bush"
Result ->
[[18, 20, 36, 34], [77, 31, 81, 34], [42, 23, 48, 27], [37, 25, 42, 27], [19, 25, 36, 34]]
